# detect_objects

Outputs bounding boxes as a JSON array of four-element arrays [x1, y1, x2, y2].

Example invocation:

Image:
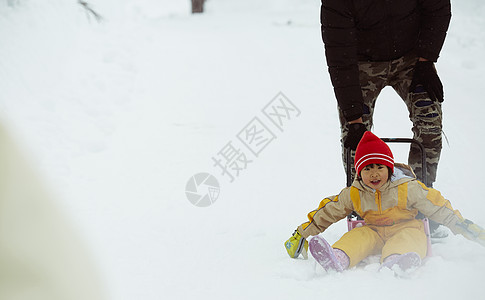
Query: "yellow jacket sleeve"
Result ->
[[407, 181, 464, 232], [298, 187, 354, 239]]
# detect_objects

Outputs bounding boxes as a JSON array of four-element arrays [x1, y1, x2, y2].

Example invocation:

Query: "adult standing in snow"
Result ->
[[321, 0, 451, 188]]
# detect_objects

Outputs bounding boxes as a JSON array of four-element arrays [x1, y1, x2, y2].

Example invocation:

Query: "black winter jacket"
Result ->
[[321, 0, 451, 122]]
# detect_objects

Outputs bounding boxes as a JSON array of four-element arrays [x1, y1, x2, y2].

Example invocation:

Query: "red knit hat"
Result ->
[[354, 131, 394, 175]]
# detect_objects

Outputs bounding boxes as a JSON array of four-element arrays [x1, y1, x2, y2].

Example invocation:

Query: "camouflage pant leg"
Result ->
[[389, 55, 443, 187], [407, 95, 442, 186], [339, 54, 442, 187], [339, 61, 390, 185]]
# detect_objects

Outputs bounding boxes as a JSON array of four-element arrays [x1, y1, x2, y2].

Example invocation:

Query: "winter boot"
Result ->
[[380, 252, 421, 273], [309, 235, 346, 272]]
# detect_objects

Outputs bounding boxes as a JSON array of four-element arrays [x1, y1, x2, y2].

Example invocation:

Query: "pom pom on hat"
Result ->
[[354, 131, 394, 175]]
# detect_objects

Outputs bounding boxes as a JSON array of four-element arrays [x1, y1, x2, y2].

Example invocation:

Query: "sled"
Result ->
[[345, 138, 432, 257]]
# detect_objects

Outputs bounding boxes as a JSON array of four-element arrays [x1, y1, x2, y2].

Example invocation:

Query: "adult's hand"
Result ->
[[344, 122, 367, 150], [409, 60, 444, 103]]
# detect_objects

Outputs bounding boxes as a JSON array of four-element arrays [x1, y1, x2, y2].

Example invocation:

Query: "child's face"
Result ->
[[360, 164, 389, 190]]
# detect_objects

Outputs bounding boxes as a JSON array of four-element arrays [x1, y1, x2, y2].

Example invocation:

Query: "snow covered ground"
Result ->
[[1, 0, 485, 299]]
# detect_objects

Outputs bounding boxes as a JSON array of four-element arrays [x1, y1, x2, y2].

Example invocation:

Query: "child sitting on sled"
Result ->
[[285, 131, 485, 272]]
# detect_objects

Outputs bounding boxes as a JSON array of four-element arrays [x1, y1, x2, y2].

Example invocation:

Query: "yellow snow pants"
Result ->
[[332, 219, 427, 268]]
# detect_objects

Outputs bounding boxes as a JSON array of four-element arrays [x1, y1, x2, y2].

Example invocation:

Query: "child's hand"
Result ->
[[284, 229, 308, 259], [455, 219, 485, 247]]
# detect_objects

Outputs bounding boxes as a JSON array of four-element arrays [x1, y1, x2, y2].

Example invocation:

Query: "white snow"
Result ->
[[1, 0, 485, 299]]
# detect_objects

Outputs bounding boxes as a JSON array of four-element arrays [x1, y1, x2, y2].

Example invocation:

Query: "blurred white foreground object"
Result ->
[[0, 123, 106, 300]]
